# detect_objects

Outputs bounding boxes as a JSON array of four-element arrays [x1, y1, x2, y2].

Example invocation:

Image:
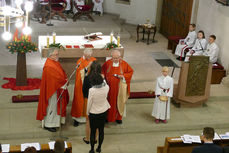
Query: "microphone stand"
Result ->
[[50, 62, 81, 141], [47, 0, 54, 26]]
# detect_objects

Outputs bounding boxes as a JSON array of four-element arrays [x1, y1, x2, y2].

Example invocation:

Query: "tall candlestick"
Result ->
[[52, 32, 56, 44], [47, 34, 49, 48], [117, 34, 120, 47], [110, 31, 113, 43]]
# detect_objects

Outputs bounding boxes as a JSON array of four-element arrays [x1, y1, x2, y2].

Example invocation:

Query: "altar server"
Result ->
[[71, 49, 96, 127], [102, 50, 133, 124], [73, 0, 85, 14], [37, 48, 69, 132], [65, 0, 71, 14], [185, 30, 207, 62], [175, 24, 197, 60], [152, 67, 173, 124], [203, 35, 219, 63], [92, 0, 103, 15]]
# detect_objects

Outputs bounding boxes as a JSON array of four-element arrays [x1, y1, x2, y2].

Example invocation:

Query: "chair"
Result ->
[[73, 2, 94, 22], [50, 0, 67, 21], [167, 36, 184, 54]]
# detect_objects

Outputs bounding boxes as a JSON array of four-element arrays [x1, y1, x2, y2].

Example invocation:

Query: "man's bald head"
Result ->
[[48, 48, 59, 61], [111, 50, 121, 63]]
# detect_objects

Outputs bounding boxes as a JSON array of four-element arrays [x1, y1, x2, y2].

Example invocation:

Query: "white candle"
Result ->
[[110, 32, 113, 43], [52, 32, 56, 44], [47, 34, 49, 48], [117, 34, 120, 47]]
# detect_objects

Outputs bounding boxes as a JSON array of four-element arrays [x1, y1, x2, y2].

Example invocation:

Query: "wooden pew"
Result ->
[[9, 142, 72, 153], [158, 137, 229, 153]]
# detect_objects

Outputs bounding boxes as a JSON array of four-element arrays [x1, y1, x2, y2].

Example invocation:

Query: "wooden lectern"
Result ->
[[173, 56, 212, 107]]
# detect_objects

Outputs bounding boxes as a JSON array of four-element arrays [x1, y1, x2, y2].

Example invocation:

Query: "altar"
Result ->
[[38, 35, 124, 78]]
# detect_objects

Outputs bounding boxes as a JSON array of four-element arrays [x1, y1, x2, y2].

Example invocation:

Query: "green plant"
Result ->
[[49, 43, 65, 50], [106, 42, 118, 50]]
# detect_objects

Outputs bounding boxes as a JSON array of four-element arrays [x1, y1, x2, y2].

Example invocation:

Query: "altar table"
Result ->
[[38, 35, 124, 78]]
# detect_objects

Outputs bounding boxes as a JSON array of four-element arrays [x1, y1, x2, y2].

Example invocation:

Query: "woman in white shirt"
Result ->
[[87, 62, 110, 153]]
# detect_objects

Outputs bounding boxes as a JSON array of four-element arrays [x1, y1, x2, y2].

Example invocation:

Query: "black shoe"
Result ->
[[73, 120, 79, 127], [89, 150, 95, 153], [83, 137, 89, 144], [181, 57, 185, 61], [44, 127, 56, 132], [176, 57, 180, 60], [116, 120, 122, 124], [96, 147, 101, 153]]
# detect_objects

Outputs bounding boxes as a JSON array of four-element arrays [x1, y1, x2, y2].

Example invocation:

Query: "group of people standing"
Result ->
[[175, 24, 219, 63], [36, 48, 133, 153]]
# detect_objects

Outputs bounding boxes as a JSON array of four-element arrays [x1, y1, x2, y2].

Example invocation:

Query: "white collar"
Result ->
[[113, 62, 119, 67]]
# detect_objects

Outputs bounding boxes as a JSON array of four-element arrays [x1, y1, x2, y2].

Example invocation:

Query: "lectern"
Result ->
[[173, 56, 212, 107]]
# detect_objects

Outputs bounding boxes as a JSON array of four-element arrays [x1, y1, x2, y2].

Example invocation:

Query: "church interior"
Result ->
[[1, 0, 229, 153]]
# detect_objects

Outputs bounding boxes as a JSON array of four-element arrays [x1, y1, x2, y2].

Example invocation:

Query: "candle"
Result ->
[[52, 32, 56, 44], [110, 32, 113, 43], [117, 34, 120, 47], [47, 34, 49, 48]]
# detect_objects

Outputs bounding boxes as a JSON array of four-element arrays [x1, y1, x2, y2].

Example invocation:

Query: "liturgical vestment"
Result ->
[[152, 75, 173, 120], [37, 58, 69, 128], [102, 59, 133, 122], [71, 56, 96, 122]]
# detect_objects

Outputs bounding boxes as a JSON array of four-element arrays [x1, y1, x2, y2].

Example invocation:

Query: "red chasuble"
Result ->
[[102, 59, 133, 122], [36, 58, 69, 121], [71, 57, 96, 118]]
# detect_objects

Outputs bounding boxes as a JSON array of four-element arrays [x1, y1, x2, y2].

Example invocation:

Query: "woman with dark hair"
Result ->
[[82, 61, 100, 144], [86, 61, 110, 153], [185, 30, 207, 62]]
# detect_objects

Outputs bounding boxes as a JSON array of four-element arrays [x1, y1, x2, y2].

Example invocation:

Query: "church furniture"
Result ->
[[160, 0, 193, 38], [173, 56, 212, 107], [212, 62, 226, 84], [167, 36, 183, 54], [39, 35, 124, 78], [157, 137, 229, 153], [8, 142, 72, 153], [136, 24, 157, 45], [72, 2, 94, 22], [50, 0, 68, 21]]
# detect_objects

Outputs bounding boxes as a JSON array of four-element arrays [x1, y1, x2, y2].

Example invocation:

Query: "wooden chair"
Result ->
[[72, 2, 94, 22], [50, 0, 67, 21]]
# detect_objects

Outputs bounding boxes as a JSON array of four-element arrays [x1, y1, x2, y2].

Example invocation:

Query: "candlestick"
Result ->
[[52, 32, 56, 44], [110, 31, 113, 43], [117, 34, 120, 47], [47, 34, 50, 48]]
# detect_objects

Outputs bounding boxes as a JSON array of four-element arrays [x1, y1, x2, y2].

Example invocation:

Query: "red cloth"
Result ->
[[102, 59, 133, 122], [71, 57, 97, 118], [12, 95, 39, 103], [213, 62, 224, 69], [66, 45, 72, 48], [36, 58, 69, 121], [77, 5, 92, 11], [74, 45, 80, 48], [168, 36, 184, 44], [2, 78, 41, 90], [84, 44, 94, 48], [129, 92, 155, 99]]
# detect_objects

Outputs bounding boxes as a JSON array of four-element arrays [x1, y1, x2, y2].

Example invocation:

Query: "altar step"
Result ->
[[1, 97, 229, 140]]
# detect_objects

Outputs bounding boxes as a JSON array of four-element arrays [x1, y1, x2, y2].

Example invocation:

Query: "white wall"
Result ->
[[196, 0, 229, 70], [103, 0, 158, 25]]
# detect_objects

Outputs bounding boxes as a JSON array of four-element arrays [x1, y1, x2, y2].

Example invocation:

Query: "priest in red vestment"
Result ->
[[71, 49, 96, 127], [37, 48, 69, 132], [102, 50, 133, 124]]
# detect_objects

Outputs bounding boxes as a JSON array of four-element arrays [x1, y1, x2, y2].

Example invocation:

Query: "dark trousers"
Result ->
[[89, 111, 107, 150]]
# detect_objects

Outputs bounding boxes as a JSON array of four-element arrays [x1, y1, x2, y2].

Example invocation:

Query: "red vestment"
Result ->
[[71, 57, 96, 118], [102, 59, 133, 122], [37, 58, 69, 121]]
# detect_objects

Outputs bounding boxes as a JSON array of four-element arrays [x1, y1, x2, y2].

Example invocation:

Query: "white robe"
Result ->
[[0, 0, 6, 6], [92, 0, 103, 14], [73, 0, 85, 14], [175, 31, 196, 57], [185, 38, 207, 62], [42, 84, 67, 128], [65, 0, 71, 10], [203, 42, 219, 63], [152, 75, 173, 120]]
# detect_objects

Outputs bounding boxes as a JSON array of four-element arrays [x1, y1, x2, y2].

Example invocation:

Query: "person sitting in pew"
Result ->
[[73, 0, 85, 14], [24, 147, 37, 153], [54, 139, 65, 153], [191, 127, 223, 153], [92, 0, 103, 16], [203, 35, 219, 63], [185, 30, 207, 62], [175, 24, 197, 61]]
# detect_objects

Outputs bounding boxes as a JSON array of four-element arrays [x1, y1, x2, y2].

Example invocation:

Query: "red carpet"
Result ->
[[129, 92, 155, 99], [2, 78, 41, 90]]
